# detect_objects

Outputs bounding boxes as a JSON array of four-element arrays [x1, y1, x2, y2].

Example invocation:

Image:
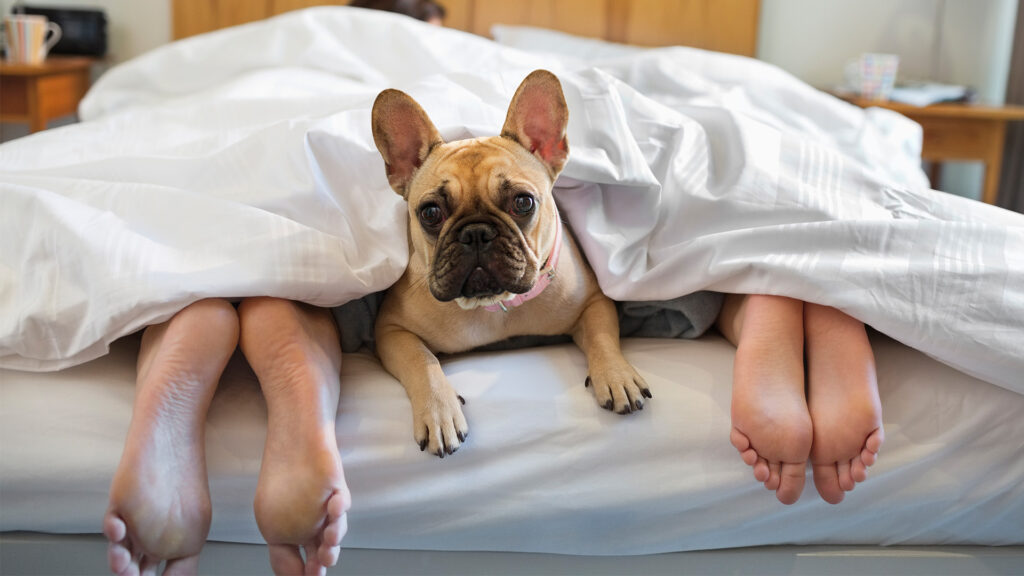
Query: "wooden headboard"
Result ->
[[172, 0, 760, 57]]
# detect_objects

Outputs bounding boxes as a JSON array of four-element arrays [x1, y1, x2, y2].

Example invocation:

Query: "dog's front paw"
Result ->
[[586, 363, 651, 415], [411, 388, 469, 458]]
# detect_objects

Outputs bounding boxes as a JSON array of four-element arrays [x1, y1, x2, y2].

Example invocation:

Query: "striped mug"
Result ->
[[4, 14, 62, 65]]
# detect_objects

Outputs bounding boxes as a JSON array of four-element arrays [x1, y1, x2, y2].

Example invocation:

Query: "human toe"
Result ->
[[851, 457, 868, 483], [103, 512, 128, 543], [775, 462, 806, 505], [764, 461, 782, 490], [301, 545, 325, 576], [107, 541, 132, 575], [268, 544, 305, 576], [813, 464, 845, 504], [837, 460, 855, 491], [753, 457, 770, 483]]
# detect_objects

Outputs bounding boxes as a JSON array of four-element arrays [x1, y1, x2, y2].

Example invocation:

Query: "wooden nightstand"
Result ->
[[835, 94, 1024, 205], [0, 56, 96, 133]]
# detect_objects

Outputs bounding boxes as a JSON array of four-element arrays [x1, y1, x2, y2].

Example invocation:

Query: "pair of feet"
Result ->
[[104, 298, 351, 575], [725, 295, 884, 504], [102, 294, 877, 576]]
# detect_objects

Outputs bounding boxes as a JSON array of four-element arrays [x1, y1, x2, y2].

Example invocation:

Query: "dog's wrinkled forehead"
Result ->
[[407, 136, 551, 207]]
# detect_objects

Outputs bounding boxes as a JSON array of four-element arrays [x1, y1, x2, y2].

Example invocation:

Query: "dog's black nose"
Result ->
[[458, 223, 497, 249]]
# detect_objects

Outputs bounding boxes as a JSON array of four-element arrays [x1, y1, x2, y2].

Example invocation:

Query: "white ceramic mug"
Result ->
[[4, 14, 62, 64]]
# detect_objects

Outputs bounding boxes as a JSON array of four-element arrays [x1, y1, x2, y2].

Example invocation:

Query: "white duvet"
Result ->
[[1, 7, 1021, 393]]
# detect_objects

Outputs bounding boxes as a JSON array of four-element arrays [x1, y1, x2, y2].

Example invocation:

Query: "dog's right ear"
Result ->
[[371, 89, 444, 198]]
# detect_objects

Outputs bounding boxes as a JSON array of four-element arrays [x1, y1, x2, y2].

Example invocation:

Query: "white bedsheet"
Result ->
[[2, 335, 1023, 551], [0, 7, 1022, 394]]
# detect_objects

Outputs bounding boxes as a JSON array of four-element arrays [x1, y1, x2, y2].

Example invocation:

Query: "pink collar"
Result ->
[[483, 206, 563, 313]]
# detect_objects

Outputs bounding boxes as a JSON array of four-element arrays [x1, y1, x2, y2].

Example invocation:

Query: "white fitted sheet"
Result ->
[[2, 334, 1023, 552]]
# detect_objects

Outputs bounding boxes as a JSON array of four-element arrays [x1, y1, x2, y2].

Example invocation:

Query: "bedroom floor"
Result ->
[[0, 116, 76, 143], [3, 534, 1024, 576]]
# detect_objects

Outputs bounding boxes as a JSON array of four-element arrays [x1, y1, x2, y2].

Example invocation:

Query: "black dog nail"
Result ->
[[642, 389, 653, 399], [585, 376, 592, 388], [458, 395, 466, 405], [604, 399, 613, 410], [457, 430, 466, 442], [419, 439, 427, 451]]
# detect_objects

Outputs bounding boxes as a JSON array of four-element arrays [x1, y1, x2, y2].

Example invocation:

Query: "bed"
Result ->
[[2, 2, 1024, 574]]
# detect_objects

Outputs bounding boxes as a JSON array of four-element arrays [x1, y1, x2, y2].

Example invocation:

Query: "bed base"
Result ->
[[3, 532, 1023, 575]]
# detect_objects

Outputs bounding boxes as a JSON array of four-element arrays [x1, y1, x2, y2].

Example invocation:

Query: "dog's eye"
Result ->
[[418, 203, 445, 228], [511, 194, 535, 216]]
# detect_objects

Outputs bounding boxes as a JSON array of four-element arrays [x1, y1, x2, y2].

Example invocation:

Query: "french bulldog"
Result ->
[[370, 70, 649, 457]]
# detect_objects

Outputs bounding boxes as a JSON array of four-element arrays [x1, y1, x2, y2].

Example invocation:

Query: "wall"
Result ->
[[0, 0, 171, 140], [1, 0, 171, 64], [758, 0, 1020, 200]]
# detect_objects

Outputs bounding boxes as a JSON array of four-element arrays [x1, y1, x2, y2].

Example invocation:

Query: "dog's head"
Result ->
[[371, 70, 569, 309]]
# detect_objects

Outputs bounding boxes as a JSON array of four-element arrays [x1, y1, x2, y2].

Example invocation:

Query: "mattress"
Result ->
[[3, 332, 1023, 553]]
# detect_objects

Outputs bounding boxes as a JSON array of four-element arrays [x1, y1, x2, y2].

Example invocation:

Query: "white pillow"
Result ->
[[490, 24, 646, 61]]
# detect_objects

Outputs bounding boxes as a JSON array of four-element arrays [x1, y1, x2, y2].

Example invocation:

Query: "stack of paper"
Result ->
[[888, 82, 970, 106]]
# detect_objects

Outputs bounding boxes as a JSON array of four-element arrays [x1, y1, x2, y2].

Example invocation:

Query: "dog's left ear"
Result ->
[[501, 70, 569, 179]]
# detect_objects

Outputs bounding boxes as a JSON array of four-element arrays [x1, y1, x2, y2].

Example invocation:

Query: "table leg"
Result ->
[[982, 121, 1007, 205], [26, 78, 46, 133], [928, 162, 943, 190]]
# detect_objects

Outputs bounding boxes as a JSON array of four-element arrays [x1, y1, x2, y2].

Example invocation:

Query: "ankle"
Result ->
[[805, 304, 867, 338], [738, 297, 804, 354]]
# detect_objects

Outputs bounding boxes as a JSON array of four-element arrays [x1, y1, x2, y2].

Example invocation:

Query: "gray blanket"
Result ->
[[333, 291, 724, 354]]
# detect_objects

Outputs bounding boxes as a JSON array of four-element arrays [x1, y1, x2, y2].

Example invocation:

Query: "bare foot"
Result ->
[[721, 295, 812, 505], [238, 297, 352, 575], [805, 304, 884, 504], [105, 299, 238, 575]]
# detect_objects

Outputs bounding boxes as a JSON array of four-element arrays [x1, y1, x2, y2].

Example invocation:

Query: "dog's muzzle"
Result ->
[[457, 223, 501, 298], [429, 220, 532, 302]]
